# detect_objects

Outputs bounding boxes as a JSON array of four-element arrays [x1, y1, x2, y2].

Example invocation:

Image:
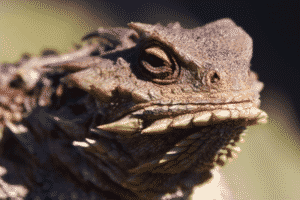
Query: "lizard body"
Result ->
[[0, 18, 267, 199]]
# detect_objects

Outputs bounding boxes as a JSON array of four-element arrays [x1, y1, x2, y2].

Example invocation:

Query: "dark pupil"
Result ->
[[145, 54, 165, 68]]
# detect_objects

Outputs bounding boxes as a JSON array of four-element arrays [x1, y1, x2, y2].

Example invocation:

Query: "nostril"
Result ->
[[207, 70, 220, 85], [211, 72, 220, 84]]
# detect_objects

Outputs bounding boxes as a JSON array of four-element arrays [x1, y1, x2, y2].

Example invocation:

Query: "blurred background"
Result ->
[[0, 1, 299, 199]]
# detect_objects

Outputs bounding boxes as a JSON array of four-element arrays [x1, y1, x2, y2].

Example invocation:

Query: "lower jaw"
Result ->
[[120, 120, 248, 196]]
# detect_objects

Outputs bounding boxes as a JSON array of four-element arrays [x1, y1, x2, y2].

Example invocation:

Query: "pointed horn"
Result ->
[[192, 111, 212, 126], [256, 111, 268, 124], [97, 116, 142, 137], [212, 110, 231, 122], [141, 118, 173, 134], [170, 114, 194, 128]]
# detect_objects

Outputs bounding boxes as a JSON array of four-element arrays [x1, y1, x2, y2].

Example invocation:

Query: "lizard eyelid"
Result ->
[[145, 47, 171, 66], [139, 42, 180, 84]]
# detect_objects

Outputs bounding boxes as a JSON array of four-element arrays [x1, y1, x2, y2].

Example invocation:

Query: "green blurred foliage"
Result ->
[[0, 0, 108, 62]]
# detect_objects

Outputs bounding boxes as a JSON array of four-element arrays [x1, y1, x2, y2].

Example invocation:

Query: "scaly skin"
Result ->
[[0, 18, 267, 199]]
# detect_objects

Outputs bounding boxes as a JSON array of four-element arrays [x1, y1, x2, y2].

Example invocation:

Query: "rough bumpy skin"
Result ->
[[0, 18, 267, 199]]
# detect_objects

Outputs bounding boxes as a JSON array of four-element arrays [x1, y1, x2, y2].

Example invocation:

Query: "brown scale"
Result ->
[[0, 88, 24, 125]]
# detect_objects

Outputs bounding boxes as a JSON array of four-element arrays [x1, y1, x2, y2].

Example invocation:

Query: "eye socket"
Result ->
[[139, 41, 180, 84]]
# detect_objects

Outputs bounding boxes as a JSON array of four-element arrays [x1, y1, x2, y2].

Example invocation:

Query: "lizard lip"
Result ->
[[95, 81, 266, 137], [108, 85, 263, 124], [121, 83, 263, 118], [97, 101, 268, 137]]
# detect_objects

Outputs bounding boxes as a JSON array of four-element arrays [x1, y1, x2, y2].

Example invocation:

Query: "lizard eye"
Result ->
[[139, 41, 180, 84]]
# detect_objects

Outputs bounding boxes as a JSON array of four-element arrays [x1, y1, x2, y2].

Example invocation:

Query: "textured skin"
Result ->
[[0, 18, 267, 199]]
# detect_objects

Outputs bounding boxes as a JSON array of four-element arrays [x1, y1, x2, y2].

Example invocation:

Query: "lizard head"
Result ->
[[67, 18, 266, 135], [66, 18, 267, 195]]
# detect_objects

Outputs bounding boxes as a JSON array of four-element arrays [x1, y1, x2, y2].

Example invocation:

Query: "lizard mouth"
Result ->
[[97, 100, 267, 138], [96, 77, 266, 137], [83, 85, 267, 191], [93, 82, 267, 180], [93, 100, 267, 187]]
